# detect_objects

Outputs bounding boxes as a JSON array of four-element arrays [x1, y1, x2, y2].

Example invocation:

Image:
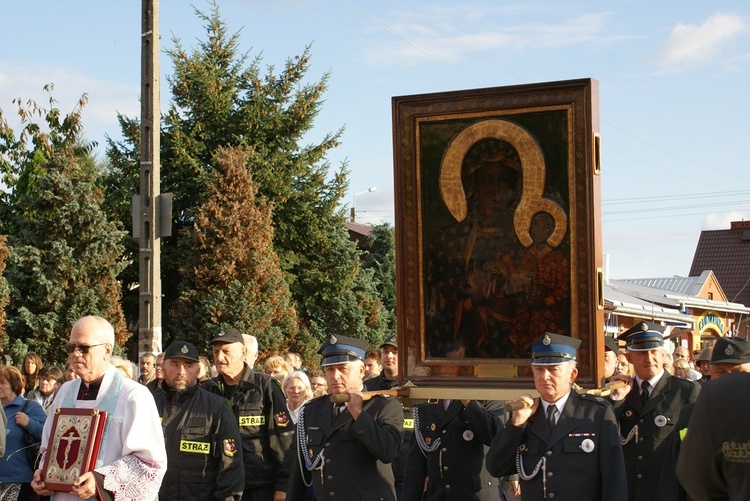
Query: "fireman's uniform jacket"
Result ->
[[202, 364, 295, 492], [153, 382, 245, 501]]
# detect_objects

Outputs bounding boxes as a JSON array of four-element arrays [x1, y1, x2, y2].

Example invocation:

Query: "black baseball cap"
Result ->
[[163, 341, 200, 362], [210, 327, 244, 345]]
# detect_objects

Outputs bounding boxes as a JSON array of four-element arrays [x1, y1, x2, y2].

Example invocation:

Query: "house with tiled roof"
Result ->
[[689, 220, 750, 310]]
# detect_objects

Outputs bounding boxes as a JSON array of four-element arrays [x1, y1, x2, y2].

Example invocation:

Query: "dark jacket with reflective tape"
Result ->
[[202, 364, 295, 491], [153, 383, 244, 500]]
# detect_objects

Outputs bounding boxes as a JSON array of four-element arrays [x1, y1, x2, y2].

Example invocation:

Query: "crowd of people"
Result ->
[[0, 315, 749, 500]]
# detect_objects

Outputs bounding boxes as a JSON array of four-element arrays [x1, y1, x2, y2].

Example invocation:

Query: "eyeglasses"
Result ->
[[66, 343, 106, 354]]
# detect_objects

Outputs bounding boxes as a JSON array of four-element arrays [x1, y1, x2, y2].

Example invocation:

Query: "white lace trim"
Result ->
[[95, 455, 166, 501]]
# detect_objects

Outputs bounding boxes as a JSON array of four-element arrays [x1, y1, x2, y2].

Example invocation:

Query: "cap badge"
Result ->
[[181, 345, 189, 354], [218, 330, 226, 337], [329, 335, 338, 344], [640, 322, 648, 331], [725, 344, 735, 356], [542, 334, 551, 346], [654, 415, 668, 428], [581, 439, 595, 453]]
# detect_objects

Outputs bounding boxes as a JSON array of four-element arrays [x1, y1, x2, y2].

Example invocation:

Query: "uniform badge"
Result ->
[[640, 322, 648, 331], [581, 439, 595, 453], [654, 415, 668, 427], [329, 334, 338, 344], [725, 344, 735, 356], [180, 344, 189, 354], [625, 410, 633, 418], [223, 438, 237, 457], [275, 412, 290, 428], [542, 334, 551, 346], [463, 430, 474, 441]]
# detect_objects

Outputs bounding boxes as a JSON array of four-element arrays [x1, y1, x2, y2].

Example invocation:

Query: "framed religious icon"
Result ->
[[392, 78, 604, 389], [41, 408, 108, 492]]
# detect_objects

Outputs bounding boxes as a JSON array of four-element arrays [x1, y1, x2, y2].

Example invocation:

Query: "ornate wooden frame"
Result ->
[[392, 79, 604, 388]]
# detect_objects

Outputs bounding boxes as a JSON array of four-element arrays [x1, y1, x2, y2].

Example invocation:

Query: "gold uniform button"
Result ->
[[547, 472, 553, 478], [443, 466, 448, 471], [548, 493, 555, 499], [325, 442, 331, 447], [637, 456, 643, 460], [327, 475, 333, 480], [546, 451, 553, 457], [637, 474, 642, 479]]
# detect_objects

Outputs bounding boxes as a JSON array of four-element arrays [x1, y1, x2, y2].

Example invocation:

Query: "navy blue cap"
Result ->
[[163, 340, 200, 362], [620, 321, 665, 351], [319, 335, 368, 367], [710, 337, 750, 365], [528, 333, 581, 365]]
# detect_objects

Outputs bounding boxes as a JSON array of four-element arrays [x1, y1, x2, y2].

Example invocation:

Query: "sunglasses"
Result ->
[[66, 343, 106, 354]]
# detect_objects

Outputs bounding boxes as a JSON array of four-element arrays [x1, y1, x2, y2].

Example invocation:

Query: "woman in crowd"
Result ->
[[0, 366, 47, 500], [264, 355, 290, 387], [20, 353, 43, 396], [110, 355, 137, 380], [25, 366, 64, 414], [617, 349, 634, 377], [673, 358, 694, 380], [282, 370, 314, 424]]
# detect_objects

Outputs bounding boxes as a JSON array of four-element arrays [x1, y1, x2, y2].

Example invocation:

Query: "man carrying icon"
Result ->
[[486, 332, 626, 500], [608, 321, 700, 501], [287, 334, 403, 501]]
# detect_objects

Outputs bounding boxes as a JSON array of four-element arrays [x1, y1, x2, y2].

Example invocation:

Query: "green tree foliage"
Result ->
[[362, 223, 397, 334], [103, 2, 389, 359], [175, 146, 298, 354], [0, 88, 128, 364], [0, 235, 9, 351]]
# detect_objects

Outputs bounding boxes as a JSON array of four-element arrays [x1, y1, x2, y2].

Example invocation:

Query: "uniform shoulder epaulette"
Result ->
[[580, 393, 609, 406]]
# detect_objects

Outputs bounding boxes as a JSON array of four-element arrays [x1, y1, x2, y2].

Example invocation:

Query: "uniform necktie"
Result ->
[[640, 380, 651, 406], [547, 404, 557, 430]]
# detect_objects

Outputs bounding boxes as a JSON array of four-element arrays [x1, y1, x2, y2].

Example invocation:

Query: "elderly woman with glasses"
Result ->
[[282, 370, 314, 424]]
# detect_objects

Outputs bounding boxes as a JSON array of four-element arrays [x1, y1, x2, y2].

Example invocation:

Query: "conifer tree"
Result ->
[[176, 146, 298, 353], [103, 2, 389, 352], [0, 89, 128, 364]]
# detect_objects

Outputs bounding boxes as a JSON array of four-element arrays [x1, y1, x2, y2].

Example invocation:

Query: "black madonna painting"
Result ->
[[392, 79, 604, 387]]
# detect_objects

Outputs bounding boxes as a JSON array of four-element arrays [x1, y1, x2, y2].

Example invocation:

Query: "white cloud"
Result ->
[[0, 61, 140, 151], [655, 13, 749, 69], [702, 209, 750, 230]]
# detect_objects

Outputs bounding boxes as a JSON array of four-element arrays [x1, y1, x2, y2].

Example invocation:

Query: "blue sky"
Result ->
[[2, 0, 749, 282]]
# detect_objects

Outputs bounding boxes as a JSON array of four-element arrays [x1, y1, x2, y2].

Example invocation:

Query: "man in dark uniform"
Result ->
[[403, 398, 502, 500], [676, 371, 750, 500], [153, 341, 244, 500], [364, 334, 412, 499], [661, 336, 750, 500], [202, 328, 294, 501], [608, 322, 701, 501], [486, 332, 627, 501], [287, 334, 404, 501]]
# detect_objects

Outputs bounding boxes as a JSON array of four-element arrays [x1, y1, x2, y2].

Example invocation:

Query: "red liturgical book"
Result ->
[[41, 407, 108, 492]]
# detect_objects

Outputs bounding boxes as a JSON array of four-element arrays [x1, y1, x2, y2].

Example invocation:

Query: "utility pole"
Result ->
[[136, 0, 167, 357]]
